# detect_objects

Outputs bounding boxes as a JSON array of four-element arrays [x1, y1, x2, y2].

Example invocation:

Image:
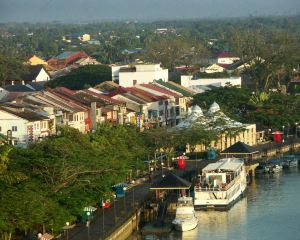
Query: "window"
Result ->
[[12, 126, 17, 131], [68, 114, 74, 121]]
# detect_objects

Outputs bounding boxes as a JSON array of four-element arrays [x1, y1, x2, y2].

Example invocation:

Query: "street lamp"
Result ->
[[132, 180, 135, 208], [65, 222, 69, 240], [101, 199, 105, 235], [296, 122, 298, 138], [123, 187, 127, 212], [161, 162, 164, 177], [282, 125, 285, 140], [86, 212, 90, 240], [113, 194, 117, 223]]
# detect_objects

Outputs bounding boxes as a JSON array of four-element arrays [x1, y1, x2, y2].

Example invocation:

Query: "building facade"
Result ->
[[118, 64, 168, 87]]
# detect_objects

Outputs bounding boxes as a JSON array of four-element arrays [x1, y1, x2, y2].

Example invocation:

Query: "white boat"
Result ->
[[172, 196, 198, 231], [270, 164, 283, 173], [194, 158, 247, 210]]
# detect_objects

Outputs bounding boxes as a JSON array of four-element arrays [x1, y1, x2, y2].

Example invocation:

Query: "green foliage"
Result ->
[[0, 124, 147, 239], [193, 86, 300, 130], [0, 55, 28, 86], [46, 65, 112, 90], [193, 86, 253, 122]]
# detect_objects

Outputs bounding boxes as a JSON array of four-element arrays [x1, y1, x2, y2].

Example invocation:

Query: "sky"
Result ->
[[0, 0, 299, 23]]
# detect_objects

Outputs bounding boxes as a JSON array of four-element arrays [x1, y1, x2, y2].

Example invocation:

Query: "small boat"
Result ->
[[271, 164, 283, 173], [282, 155, 299, 169], [255, 164, 268, 174], [172, 196, 198, 231], [265, 164, 282, 174]]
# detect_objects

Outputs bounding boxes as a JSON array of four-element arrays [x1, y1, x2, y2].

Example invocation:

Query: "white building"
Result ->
[[116, 64, 168, 87], [111, 64, 128, 82], [181, 75, 241, 89], [205, 64, 227, 73], [0, 106, 51, 145]]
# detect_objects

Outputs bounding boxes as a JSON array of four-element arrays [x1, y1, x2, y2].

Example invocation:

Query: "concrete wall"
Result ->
[[105, 209, 141, 240], [35, 68, 50, 82], [181, 75, 241, 88], [119, 69, 168, 87], [189, 124, 257, 152], [0, 110, 28, 141]]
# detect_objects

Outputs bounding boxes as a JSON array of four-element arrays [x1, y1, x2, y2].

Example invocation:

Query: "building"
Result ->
[[181, 75, 241, 90], [217, 51, 240, 65], [116, 64, 168, 87], [27, 55, 48, 66], [5, 65, 51, 86], [176, 102, 256, 152], [0, 84, 37, 102], [0, 104, 52, 145], [135, 84, 188, 125], [111, 64, 129, 82], [47, 51, 88, 70], [22, 65, 51, 83], [80, 34, 91, 42], [63, 34, 91, 42], [109, 86, 179, 127], [205, 63, 229, 73], [74, 57, 101, 67]]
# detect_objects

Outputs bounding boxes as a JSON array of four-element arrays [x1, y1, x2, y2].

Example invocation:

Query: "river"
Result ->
[[136, 167, 300, 240]]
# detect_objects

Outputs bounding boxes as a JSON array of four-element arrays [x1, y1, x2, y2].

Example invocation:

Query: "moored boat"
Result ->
[[194, 158, 247, 210], [282, 155, 299, 169], [172, 196, 198, 231]]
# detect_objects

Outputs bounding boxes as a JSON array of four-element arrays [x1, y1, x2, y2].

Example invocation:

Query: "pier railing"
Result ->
[[195, 175, 241, 192]]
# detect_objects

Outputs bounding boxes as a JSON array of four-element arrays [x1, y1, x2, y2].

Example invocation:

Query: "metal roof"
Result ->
[[56, 51, 76, 59], [150, 173, 191, 190], [221, 141, 258, 154], [203, 158, 244, 172], [155, 80, 193, 97]]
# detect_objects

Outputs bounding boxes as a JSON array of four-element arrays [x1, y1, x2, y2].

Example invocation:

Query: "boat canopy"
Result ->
[[202, 158, 244, 172], [202, 162, 224, 172]]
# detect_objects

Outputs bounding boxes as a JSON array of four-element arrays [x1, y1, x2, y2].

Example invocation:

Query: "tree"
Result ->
[[0, 56, 28, 86], [46, 65, 112, 90], [142, 36, 209, 71]]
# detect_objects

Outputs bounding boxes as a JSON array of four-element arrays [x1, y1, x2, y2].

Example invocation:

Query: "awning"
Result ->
[[83, 206, 97, 212]]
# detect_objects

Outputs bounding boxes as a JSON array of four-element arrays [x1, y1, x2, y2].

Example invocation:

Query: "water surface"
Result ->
[[139, 168, 300, 240]]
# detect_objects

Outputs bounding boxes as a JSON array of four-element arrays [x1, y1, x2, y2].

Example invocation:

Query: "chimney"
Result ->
[[90, 102, 97, 131]]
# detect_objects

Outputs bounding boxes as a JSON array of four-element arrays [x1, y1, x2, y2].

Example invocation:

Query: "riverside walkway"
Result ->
[[63, 138, 300, 240], [65, 159, 211, 240]]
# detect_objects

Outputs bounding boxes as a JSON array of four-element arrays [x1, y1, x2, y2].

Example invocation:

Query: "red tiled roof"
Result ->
[[47, 89, 89, 110], [55, 87, 76, 95], [218, 51, 233, 58], [217, 63, 232, 69], [126, 87, 166, 101], [107, 87, 127, 97], [84, 89, 124, 105], [140, 84, 181, 97]]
